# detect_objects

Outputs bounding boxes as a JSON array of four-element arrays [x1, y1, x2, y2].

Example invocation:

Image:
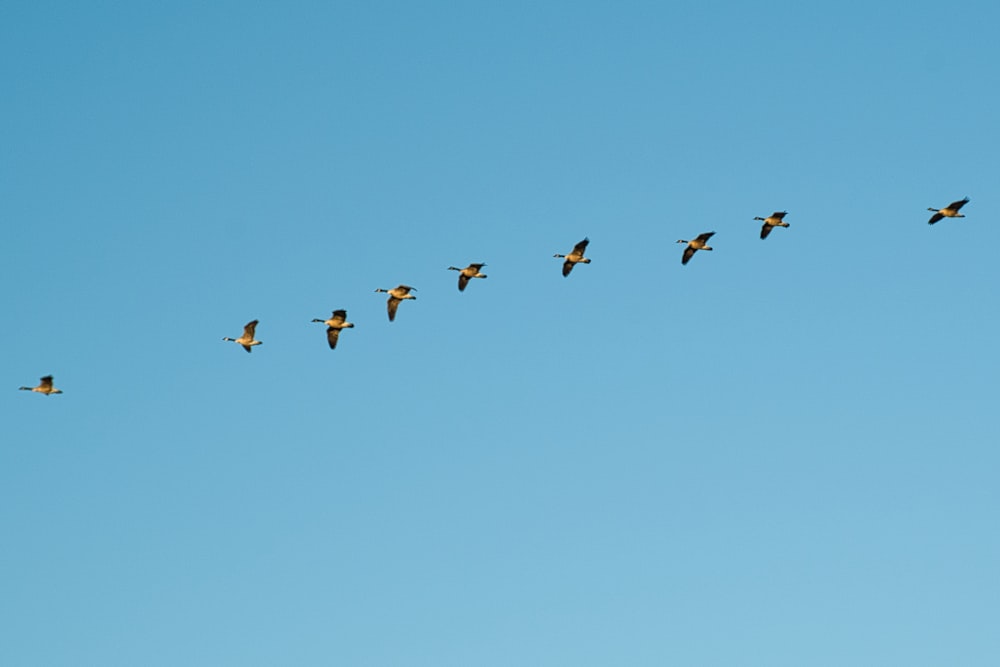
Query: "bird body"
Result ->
[[375, 285, 417, 321], [754, 211, 790, 240], [223, 319, 262, 353], [19, 375, 62, 395], [677, 232, 715, 265], [928, 197, 970, 225], [311, 310, 354, 349], [447, 263, 488, 291], [554, 238, 591, 277]]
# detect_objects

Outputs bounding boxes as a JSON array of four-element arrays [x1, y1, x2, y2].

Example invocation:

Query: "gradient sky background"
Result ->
[[3, 1, 999, 665]]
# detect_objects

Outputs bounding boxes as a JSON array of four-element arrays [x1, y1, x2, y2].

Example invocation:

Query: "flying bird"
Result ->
[[311, 309, 355, 350], [754, 211, 790, 240], [677, 232, 715, 265], [19, 375, 63, 395], [927, 197, 970, 225], [222, 319, 262, 353], [554, 238, 591, 277], [447, 263, 488, 291], [374, 285, 417, 321]]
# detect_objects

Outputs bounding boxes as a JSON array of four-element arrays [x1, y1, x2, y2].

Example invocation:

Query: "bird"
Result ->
[[677, 232, 715, 265], [374, 285, 417, 321], [927, 197, 970, 225], [311, 309, 354, 350], [754, 211, 790, 240], [447, 263, 488, 291], [222, 319, 262, 353], [554, 238, 591, 277], [19, 375, 63, 395]]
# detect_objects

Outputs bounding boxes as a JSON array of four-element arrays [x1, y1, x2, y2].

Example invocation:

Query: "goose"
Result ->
[[554, 238, 591, 277], [677, 232, 715, 265], [447, 263, 487, 291], [754, 211, 790, 240], [19, 375, 63, 395], [927, 197, 970, 225], [374, 285, 417, 321], [311, 309, 354, 349], [222, 319, 262, 353]]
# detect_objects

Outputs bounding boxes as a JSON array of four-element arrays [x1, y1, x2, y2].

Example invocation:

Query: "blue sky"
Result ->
[[3, 1, 999, 665]]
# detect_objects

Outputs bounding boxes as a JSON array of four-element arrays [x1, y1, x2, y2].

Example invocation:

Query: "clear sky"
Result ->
[[3, 1, 999, 665]]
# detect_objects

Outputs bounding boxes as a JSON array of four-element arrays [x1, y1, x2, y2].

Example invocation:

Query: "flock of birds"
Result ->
[[17, 197, 973, 396]]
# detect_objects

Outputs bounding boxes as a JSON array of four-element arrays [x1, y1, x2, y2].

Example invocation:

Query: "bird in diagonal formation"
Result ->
[[677, 232, 715, 265], [312, 309, 355, 350], [223, 319, 262, 353], [554, 238, 591, 277], [754, 211, 790, 240], [447, 263, 488, 291], [19, 375, 62, 395], [927, 197, 970, 225], [375, 285, 417, 321]]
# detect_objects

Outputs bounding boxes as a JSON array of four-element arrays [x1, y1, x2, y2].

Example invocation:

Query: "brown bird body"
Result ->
[[677, 232, 715, 265], [312, 309, 354, 349], [754, 211, 790, 240], [447, 263, 487, 291], [554, 238, 591, 277], [375, 285, 417, 321], [223, 319, 262, 353], [19, 375, 63, 395], [928, 197, 969, 225]]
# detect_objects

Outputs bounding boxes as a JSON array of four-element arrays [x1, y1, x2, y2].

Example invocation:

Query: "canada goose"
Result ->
[[447, 263, 487, 291], [374, 285, 417, 321], [222, 319, 262, 353], [677, 232, 715, 265], [19, 375, 62, 395], [754, 211, 790, 240], [927, 197, 970, 225], [554, 238, 591, 277], [311, 309, 354, 350]]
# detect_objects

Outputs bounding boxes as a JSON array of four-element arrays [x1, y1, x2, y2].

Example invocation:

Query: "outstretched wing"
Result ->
[[695, 231, 715, 244], [562, 259, 575, 277], [682, 246, 696, 265], [330, 310, 347, 325], [39, 375, 54, 390], [243, 320, 258, 337], [928, 212, 944, 225], [771, 211, 787, 220], [572, 238, 590, 255], [326, 327, 341, 349], [949, 197, 970, 212], [387, 297, 399, 321], [760, 222, 773, 240]]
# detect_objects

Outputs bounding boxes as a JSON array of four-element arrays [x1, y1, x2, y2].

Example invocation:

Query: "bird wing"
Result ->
[[682, 246, 696, 265], [572, 238, 589, 254], [928, 212, 944, 225], [949, 198, 970, 211], [695, 231, 715, 244], [458, 273, 469, 291], [243, 320, 258, 337], [397, 285, 416, 294], [330, 310, 347, 325], [760, 223, 773, 240], [772, 211, 787, 220], [562, 259, 574, 276], [387, 297, 399, 321], [326, 327, 341, 349], [39, 375, 54, 390]]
